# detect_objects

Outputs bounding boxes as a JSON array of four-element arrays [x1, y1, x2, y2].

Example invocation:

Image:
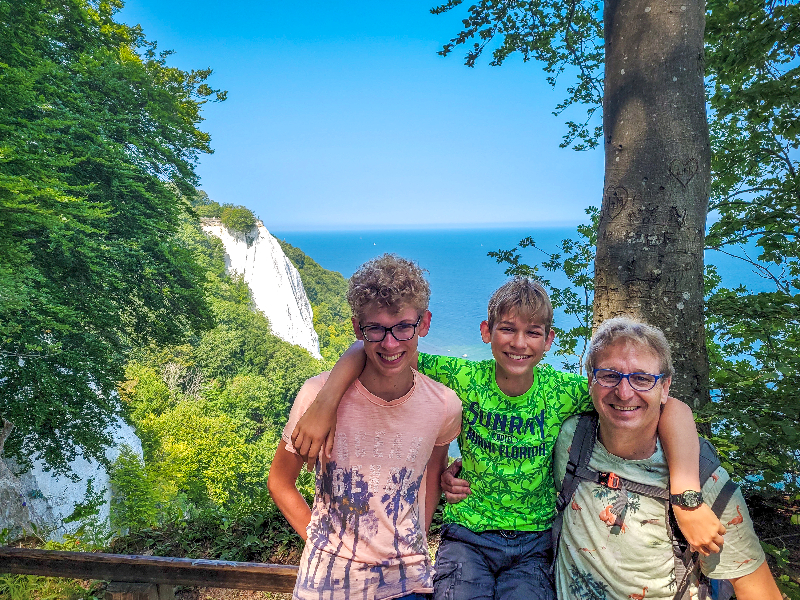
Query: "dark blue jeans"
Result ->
[[433, 523, 555, 600], [396, 595, 431, 600]]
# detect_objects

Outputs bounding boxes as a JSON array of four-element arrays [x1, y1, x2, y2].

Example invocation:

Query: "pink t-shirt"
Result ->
[[281, 369, 462, 600]]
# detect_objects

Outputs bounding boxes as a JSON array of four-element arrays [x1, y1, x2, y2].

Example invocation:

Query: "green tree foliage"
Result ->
[[0, 0, 225, 474], [701, 0, 800, 495], [490, 207, 598, 373], [191, 190, 223, 218], [279, 239, 356, 363], [431, 0, 603, 150], [220, 204, 257, 235], [109, 446, 160, 533]]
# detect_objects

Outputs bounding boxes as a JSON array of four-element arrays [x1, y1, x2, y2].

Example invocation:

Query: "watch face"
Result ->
[[681, 490, 703, 508]]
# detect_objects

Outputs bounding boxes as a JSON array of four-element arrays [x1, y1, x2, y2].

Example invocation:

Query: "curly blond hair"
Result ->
[[487, 277, 553, 332], [347, 254, 431, 320]]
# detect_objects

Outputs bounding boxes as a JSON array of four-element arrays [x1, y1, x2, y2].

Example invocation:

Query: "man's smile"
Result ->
[[610, 404, 639, 412]]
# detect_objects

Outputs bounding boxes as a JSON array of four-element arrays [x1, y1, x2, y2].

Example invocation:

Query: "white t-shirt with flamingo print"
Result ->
[[553, 415, 765, 600]]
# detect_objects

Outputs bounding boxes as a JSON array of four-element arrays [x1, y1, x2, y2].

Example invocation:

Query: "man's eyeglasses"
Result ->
[[592, 368, 665, 392], [360, 316, 422, 343]]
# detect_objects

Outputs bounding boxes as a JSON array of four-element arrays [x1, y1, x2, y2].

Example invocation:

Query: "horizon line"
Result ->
[[267, 220, 586, 233]]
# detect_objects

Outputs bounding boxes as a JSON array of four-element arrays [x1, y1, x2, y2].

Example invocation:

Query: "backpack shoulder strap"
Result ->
[[699, 438, 721, 483], [556, 412, 598, 512], [552, 412, 598, 555]]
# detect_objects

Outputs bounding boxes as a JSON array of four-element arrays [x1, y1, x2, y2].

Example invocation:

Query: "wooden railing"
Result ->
[[0, 547, 298, 599]]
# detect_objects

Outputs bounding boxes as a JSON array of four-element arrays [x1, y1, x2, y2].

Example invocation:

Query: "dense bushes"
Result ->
[[192, 192, 257, 235], [220, 205, 257, 235]]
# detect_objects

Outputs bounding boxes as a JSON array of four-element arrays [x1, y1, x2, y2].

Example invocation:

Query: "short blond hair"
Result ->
[[585, 316, 675, 377], [487, 277, 553, 332], [347, 254, 431, 320]]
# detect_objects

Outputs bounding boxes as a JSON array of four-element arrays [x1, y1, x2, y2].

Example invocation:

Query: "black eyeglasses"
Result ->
[[359, 316, 422, 343], [592, 368, 665, 392]]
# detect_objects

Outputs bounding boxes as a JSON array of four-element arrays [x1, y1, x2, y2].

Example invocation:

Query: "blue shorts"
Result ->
[[433, 523, 555, 600]]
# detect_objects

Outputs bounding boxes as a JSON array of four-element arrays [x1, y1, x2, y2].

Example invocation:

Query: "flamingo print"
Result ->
[[711, 472, 719, 483], [571, 499, 582, 511], [629, 587, 648, 600], [727, 505, 744, 527], [599, 505, 627, 532], [734, 558, 755, 569], [599, 505, 615, 526]]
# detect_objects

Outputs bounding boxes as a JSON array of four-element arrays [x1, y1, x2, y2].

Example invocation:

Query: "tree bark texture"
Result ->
[[596, 0, 710, 407]]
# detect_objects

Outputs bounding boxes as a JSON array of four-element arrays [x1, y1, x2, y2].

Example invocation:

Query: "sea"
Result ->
[[272, 226, 767, 365]]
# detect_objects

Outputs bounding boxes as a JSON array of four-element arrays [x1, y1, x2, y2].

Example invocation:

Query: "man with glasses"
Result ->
[[553, 316, 781, 600], [268, 254, 462, 600]]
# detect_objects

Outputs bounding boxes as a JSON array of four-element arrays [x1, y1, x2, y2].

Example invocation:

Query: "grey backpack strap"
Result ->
[[552, 413, 598, 554], [699, 438, 720, 482], [673, 547, 702, 600], [556, 413, 598, 512]]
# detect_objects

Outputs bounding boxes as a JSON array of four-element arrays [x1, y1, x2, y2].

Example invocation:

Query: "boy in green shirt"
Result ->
[[291, 276, 723, 600]]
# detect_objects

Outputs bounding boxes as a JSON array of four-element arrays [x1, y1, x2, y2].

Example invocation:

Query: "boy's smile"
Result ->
[[480, 310, 555, 396]]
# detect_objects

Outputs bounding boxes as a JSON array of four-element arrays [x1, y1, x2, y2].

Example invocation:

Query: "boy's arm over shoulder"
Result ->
[[658, 397, 726, 556], [281, 373, 328, 451], [269, 373, 329, 539], [417, 352, 476, 396], [291, 342, 366, 467]]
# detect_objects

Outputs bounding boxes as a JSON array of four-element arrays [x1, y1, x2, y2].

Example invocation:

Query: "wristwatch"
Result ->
[[669, 490, 704, 508]]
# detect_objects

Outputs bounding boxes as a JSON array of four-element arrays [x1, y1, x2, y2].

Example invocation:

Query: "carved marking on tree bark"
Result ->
[[668, 158, 698, 187], [669, 206, 687, 226], [603, 186, 630, 219]]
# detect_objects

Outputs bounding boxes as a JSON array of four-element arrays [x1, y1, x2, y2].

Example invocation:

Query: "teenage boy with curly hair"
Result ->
[[268, 254, 462, 600]]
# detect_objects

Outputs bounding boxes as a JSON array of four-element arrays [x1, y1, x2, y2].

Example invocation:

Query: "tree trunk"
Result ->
[[595, 0, 710, 407]]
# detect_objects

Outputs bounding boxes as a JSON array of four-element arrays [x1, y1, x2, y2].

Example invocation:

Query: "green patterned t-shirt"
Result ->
[[417, 353, 591, 532]]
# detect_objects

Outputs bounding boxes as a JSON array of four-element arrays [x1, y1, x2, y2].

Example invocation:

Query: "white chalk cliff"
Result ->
[[201, 219, 321, 359], [2, 417, 142, 541]]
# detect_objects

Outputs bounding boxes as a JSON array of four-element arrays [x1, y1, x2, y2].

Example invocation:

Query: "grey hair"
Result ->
[[585, 316, 675, 378]]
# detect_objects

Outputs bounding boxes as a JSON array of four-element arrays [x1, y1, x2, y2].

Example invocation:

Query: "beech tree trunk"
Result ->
[[595, 0, 710, 407]]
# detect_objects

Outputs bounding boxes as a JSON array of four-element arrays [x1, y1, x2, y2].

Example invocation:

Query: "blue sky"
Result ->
[[119, 1, 604, 230]]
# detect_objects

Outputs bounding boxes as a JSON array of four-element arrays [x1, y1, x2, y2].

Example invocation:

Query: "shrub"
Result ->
[[109, 446, 160, 534], [220, 204, 256, 235]]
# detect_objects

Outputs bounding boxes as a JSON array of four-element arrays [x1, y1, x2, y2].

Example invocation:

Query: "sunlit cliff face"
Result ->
[[201, 219, 321, 359]]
